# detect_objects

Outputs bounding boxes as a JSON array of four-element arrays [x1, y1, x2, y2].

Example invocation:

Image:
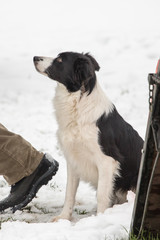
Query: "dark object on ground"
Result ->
[[0, 153, 59, 212], [130, 60, 160, 238]]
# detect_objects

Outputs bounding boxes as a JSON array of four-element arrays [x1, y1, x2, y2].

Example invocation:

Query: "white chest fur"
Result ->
[[54, 82, 114, 187]]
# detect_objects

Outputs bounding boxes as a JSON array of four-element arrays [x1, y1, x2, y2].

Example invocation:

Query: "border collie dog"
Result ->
[[34, 52, 143, 221]]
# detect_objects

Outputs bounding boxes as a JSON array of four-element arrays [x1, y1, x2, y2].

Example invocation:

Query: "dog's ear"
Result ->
[[73, 57, 94, 84], [85, 53, 100, 71], [73, 56, 98, 94]]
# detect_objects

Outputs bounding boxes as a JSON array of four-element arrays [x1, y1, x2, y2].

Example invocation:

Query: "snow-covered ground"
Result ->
[[0, 0, 160, 239]]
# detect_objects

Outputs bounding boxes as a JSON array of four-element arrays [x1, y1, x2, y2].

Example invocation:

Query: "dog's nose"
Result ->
[[33, 56, 44, 62]]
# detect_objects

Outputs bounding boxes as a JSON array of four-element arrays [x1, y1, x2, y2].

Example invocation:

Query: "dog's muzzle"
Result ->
[[33, 56, 53, 75]]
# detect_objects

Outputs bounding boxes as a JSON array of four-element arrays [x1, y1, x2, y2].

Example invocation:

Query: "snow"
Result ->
[[0, 0, 160, 239]]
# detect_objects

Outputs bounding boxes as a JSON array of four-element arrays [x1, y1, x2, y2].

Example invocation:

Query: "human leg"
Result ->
[[0, 123, 43, 185], [0, 123, 59, 212]]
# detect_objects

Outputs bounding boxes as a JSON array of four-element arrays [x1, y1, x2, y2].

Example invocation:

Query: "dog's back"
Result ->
[[97, 107, 144, 195]]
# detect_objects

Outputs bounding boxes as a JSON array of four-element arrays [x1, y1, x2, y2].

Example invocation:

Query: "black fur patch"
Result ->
[[96, 107, 144, 191], [46, 52, 99, 95]]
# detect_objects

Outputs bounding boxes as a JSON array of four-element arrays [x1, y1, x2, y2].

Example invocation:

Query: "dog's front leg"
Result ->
[[52, 162, 79, 222], [96, 157, 117, 214]]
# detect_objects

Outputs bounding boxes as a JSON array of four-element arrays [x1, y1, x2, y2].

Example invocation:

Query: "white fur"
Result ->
[[53, 81, 120, 221], [35, 57, 53, 75]]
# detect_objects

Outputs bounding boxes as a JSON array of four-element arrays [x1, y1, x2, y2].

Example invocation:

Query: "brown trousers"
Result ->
[[0, 123, 43, 185]]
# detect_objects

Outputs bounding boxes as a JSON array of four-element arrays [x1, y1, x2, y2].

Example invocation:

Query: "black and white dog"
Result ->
[[33, 52, 143, 221]]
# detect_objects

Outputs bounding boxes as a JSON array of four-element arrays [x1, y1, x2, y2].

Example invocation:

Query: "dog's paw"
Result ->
[[51, 215, 71, 222]]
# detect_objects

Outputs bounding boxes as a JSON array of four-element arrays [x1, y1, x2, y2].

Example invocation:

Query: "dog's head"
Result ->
[[33, 52, 100, 94]]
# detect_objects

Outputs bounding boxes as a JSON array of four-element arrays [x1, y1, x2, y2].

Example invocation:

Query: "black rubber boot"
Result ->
[[0, 153, 59, 213]]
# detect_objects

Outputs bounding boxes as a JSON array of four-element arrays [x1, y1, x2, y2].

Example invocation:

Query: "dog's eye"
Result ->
[[56, 57, 62, 63]]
